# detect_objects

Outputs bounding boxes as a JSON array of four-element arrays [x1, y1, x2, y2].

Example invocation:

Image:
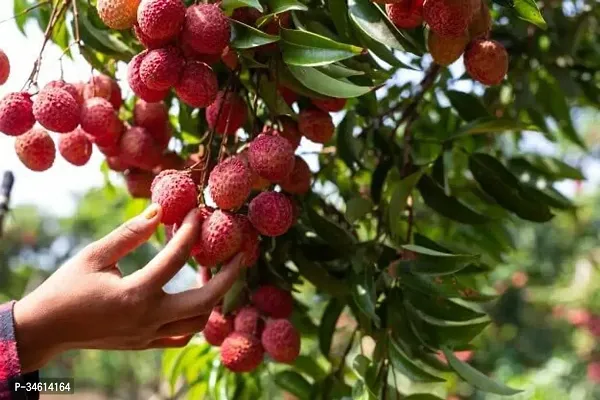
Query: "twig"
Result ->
[[0, 172, 15, 238], [335, 327, 358, 378], [0, 0, 50, 25]]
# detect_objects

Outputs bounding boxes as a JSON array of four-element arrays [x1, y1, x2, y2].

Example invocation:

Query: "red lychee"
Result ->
[[127, 51, 169, 102], [43, 80, 83, 105], [134, 99, 168, 128], [204, 307, 234, 346], [464, 39, 509, 86], [468, 0, 491, 39], [194, 210, 243, 266], [251, 285, 294, 319], [428, 30, 469, 66], [385, 0, 424, 29], [182, 4, 230, 55], [248, 134, 295, 183], [239, 151, 271, 191], [261, 319, 300, 363], [0, 49, 9, 85], [208, 156, 252, 210], [133, 23, 172, 49], [278, 85, 297, 106], [234, 306, 264, 337], [423, 0, 472, 37], [137, 0, 186, 41], [280, 156, 311, 195], [83, 74, 113, 101], [298, 108, 334, 144], [15, 127, 55, 171], [205, 91, 247, 135], [221, 47, 238, 70], [125, 169, 155, 198], [140, 46, 184, 90], [120, 126, 163, 170], [231, 7, 262, 26], [106, 155, 130, 171], [154, 151, 186, 173], [109, 80, 123, 110], [33, 88, 80, 133], [248, 191, 294, 237], [58, 128, 93, 166], [0, 92, 35, 136], [221, 332, 264, 372], [174, 61, 218, 108], [311, 97, 347, 113], [235, 214, 260, 267], [272, 117, 302, 150], [97, 0, 140, 29], [151, 169, 198, 225], [80, 97, 121, 141]]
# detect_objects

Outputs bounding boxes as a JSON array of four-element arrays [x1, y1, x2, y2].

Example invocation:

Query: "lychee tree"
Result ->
[[4, 0, 599, 398]]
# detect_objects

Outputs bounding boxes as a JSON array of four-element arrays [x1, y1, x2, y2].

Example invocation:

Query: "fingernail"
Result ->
[[144, 203, 160, 220]]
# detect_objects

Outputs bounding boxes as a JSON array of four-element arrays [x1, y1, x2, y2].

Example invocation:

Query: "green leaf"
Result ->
[[389, 337, 445, 382], [346, 197, 373, 223], [282, 28, 363, 53], [307, 207, 357, 250], [319, 298, 345, 357], [294, 356, 328, 380], [221, 273, 246, 314], [509, 154, 585, 181], [257, 74, 296, 116], [337, 111, 363, 169], [442, 347, 522, 395], [353, 354, 371, 378], [388, 169, 425, 239], [222, 0, 263, 12], [230, 20, 280, 49], [352, 269, 381, 328], [417, 175, 489, 225], [446, 91, 491, 122], [513, 0, 547, 30], [78, 10, 135, 57], [400, 245, 479, 276], [404, 395, 444, 400], [274, 371, 313, 400], [328, 0, 353, 41], [287, 65, 373, 98], [280, 28, 363, 66], [450, 117, 539, 139], [259, 0, 308, 24], [318, 63, 365, 78], [294, 249, 351, 297], [407, 291, 486, 322]]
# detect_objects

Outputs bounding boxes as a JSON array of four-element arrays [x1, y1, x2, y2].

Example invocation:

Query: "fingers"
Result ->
[[127, 208, 202, 289], [157, 315, 210, 337], [82, 204, 162, 269], [160, 254, 245, 322], [145, 335, 193, 349]]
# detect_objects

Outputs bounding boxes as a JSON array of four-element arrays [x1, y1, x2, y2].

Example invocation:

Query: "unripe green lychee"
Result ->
[[97, 0, 140, 29], [204, 307, 234, 346], [151, 169, 198, 225], [221, 332, 264, 372], [15, 127, 55, 171], [248, 191, 294, 237], [182, 4, 231, 55], [251, 285, 293, 318], [248, 133, 295, 183], [205, 91, 247, 135], [298, 108, 334, 144], [423, 0, 472, 37], [33, 88, 80, 133], [464, 39, 508, 86], [209, 156, 252, 210], [0, 92, 35, 136], [58, 128, 93, 166], [174, 61, 218, 108], [261, 319, 300, 363], [428, 30, 469, 66], [137, 0, 186, 41]]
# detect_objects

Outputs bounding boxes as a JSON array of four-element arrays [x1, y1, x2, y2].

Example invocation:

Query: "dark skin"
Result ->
[[13, 204, 244, 373]]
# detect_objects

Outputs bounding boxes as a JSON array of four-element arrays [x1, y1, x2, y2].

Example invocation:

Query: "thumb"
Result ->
[[83, 203, 162, 269]]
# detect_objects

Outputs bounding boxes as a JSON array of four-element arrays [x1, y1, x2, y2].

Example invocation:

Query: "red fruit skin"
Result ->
[[235, 214, 260, 267], [231, 7, 262, 26], [0, 50, 9, 85], [154, 151, 186, 173], [0, 92, 35, 136], [106, 155, 130, 171], [280, 156, 311, 195], [33, 88, 80, 133], [272, 117, 302, 150], [80, 97, 121, 141], [209, 156, 252, 210], [196, 210, 243, 266], [109, 80, 123, 110], [278, 85, 297, 107], [385, 0, 424, 29], [182, 4, 231, 55], [464, 39, 509, 86], [261, 319, 300, 363], [221, 47, 238, 70], [125, 169, 155, 198], [234, 306, 264, 337], [248, 191, 294, 237], [140, 46, 184, 90], [151, 170, 198, 225], [133, 24, 172, 49], [120, 126, 163, 170], [251, 285, 293, 319], [58, 128, 93, 166], [248, 134, 295, 183], [83, 74, 113, 101], [15, 128, 55, 171], [127, 51, 169, 102], [204, 307, 234, 346], [133, 99, 171, 148], [298, 108, 335, 144], [174, 61, 218, 108], [44, 80, 83, 105], [221, 332, 264, 372], [423, 0, 472, 37], [311, 97, 347, 113], [205, 91, 247, 135], [137, 0, 186, 41]]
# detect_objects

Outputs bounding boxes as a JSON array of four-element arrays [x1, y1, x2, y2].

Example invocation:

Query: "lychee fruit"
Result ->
[[58, 128, 93, 166], [43, 80, 83, 105], [208, 156, 252, 210], [0, 92, 35, 136], [251, 285, 294, 319], [0, 50, 9, 85], [205, 91, 247, 135], [33, 88, 80, 133], [182, 4, 230, 55], [428, 30, 469, 66], [423, 0, 473, 37], [109, 80, 123, 110], [80, 97, 120, 140], [248, 191, 294, 237], [127, 51, 169, 102], [234, 306, 264, 336], [311, 96, 347, 113], [280, 156, 311, 195], [239, 151, 270, 191], [298, 108, 334, 144], [278, 85, 297, 106], [15, 128, 55, 171], [468, 0, 491, 39], [154, 151, 185, 173], [248, 134, 295, 183], [174, 61, 218, 108], [261, 319, 300, 363], [221, 332, 264, 372], [137, 0, 186, 41], [134, 99, 168, 128], [151, 169, 198, 225], [464, 39, 509, 86], [194, 210, 243, 266], [120, 126, 163, 170], [140, 46, 184, 90], [133, 23, 172, 49], [385, 0, 424, 29], [97, 0, 140, 29], [125, 169, 155, 198], [83, 74, 113, 101], [106, 155, 130, 171], [273, 116, 302, 150], [231, 7, 262, 26], [221, 47, 238, 70], [204, 307, 234, 346], [235, 214, 260, 267]]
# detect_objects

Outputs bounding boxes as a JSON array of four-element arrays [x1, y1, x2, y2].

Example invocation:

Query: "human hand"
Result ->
[[13, 204, 244, 373]]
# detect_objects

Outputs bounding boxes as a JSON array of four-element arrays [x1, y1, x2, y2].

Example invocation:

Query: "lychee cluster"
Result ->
[[382, 0, 508, 86], [202, 285, 300, 373]]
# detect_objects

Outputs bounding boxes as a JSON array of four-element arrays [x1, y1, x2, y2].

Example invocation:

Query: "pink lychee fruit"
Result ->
[[423, 0, 472, 37], [251, 285, 294, 319], [208, 156, 252, 210], [58, 128, 93, 166], [43, 80, 83, 105], [140, 46, 184, 90], [125, 169, 155, 198], [137, 0, 186, 41], [311, 97, 347, 113], [83, 74, 113, 101], [234, 306, 264, 337], [33, 88, 80, 133], [221, 332, 264, 372], [0, 92, 35, 136], [464, 39, 509, 86], [204, 307, 234, 346], [261, 319, 300, 363], [235, 214, 260, 267], [194, 210, 243, 267], [280, 156, 311, 195], [0, 49, 9, 85], [151, 169, 198, 225], [298, 108, 335, 144], [248, 191, 294, 237], [182, 4, 231, 55], [80, 97, 121, 142], [120, 126, 163, 170], [127, 51, 169, 102], [205, 91, 247, 135], [15, 127, 55, 171], [385, 0, 424, 29], [174, 61, 218, 108], [133, 23, 173, 49], [248, 133, 295, 183]]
